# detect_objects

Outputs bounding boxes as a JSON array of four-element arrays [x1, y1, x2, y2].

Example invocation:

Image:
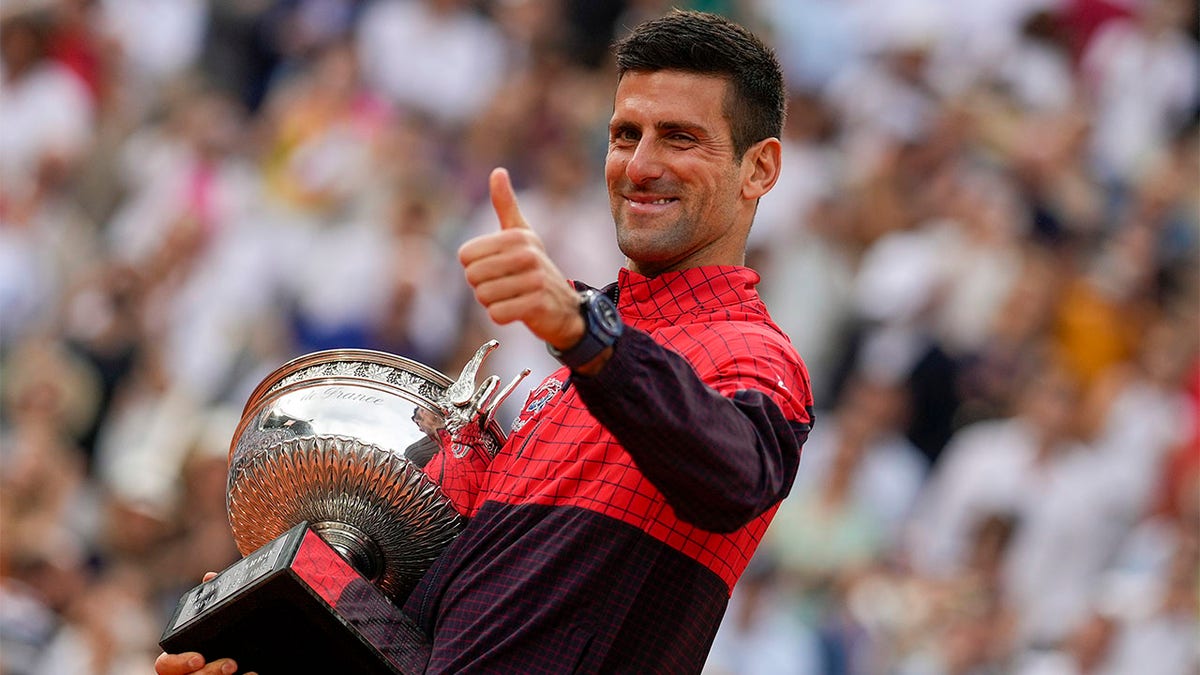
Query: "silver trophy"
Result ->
[[160, 341, 529, 674]]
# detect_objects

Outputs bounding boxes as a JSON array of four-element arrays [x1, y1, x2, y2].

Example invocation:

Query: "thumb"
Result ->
[[489, 167, 531, 231]]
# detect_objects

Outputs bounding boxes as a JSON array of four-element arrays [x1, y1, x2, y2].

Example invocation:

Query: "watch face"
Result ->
[[589, 293, 622, 337], [596, 298, 620, 333]]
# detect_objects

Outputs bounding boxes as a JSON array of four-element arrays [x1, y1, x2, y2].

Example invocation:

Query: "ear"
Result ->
[[740, 137, 782, 201]]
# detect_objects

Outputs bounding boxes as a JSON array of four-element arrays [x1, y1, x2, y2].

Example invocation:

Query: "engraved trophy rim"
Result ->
[[229, 348, 510, 462], [239, 348, 451, 417]]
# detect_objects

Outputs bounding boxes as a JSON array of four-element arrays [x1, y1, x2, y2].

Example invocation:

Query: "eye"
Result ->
[[610, 127, 639, 144]]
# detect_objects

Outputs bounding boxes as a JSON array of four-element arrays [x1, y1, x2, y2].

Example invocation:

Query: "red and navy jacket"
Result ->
[[407, 265, 813, 673]]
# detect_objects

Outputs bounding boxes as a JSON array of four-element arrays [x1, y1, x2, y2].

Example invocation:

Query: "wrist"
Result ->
[[570, 346, 614, 376], [547, 289, 623, 370]]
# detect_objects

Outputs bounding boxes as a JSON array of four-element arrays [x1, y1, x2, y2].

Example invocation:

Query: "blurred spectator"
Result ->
[[196, 1, 277, 113], [1094, 451, 1199, 675], [105, 84, 254, 266], [99, 0, 207, 103], [824, 3, 942, 149], [106, 85, 279, 403], [0, 338, 100, 544], [1012, 610, 1119, 675], [256, 38, 392, 222], [928, 165, 1030, 357], [1080, 0, 1199, 186], [956, 248, 1062, 425], [558, 0, 625, 69], [58, 261, 146, 465], [356, 0, 508, 129], [0, 338, 99, 675], [1078, 314, 1197, 524], [0, 528, 92, 675], [993, 8, 1079, 114], [837, 214, 963, 464], [905, 360, 1133, 650], [153, 407, 243, 608], [28, 563, 162, 674], [752, 373, 926, 673], [751, 0, 862, 91], [755, 190, 857, 403], [1051, 220, 1160, 389], [785, 373, 928, 549], [0, 5, 99, 350], [45, 0, 114, 107], [91, 344, 202, 521], [0, 5, 95, 216], [344, 174, 465, 372]]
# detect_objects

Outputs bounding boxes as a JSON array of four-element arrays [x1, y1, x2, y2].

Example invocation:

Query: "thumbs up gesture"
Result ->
[[459, 168, 585, 352]]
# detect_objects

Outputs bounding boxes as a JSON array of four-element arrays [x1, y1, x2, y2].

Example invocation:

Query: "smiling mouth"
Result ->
[[626, 196, 679, 207]]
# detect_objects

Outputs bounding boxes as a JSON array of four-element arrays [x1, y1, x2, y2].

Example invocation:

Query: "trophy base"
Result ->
[[160, 521, 430, 674]]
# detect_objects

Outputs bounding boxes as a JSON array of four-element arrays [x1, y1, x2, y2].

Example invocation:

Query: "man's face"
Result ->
[[605, 70, 749, 276]]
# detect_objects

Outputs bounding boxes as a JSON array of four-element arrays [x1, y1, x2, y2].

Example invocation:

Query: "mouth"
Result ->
[[623, 195, 679, 214]]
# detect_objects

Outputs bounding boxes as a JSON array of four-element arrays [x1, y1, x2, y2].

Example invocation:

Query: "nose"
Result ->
[[624, 138, 664, 186]]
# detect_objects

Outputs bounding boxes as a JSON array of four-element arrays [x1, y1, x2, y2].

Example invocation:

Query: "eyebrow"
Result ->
[[609, 119, 711, 137]]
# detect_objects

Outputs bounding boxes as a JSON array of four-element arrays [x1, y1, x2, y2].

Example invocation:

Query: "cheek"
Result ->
[[604, 152, 624, 185]]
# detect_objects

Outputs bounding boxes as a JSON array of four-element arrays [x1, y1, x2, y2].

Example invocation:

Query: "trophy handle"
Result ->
[[443, 340, 500, 408], [485, 367, 533, 428], [438, 341, 530, 438]]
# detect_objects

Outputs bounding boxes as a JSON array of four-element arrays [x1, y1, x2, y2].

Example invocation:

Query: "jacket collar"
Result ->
[[610, 266, 763, 323]]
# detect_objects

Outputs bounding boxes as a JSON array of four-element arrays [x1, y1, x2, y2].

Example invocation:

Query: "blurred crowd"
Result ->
[[0, 0, 1195, 673]]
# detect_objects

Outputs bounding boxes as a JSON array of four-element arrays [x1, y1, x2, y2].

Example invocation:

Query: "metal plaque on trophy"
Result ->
[[160, 341, 528, 674]]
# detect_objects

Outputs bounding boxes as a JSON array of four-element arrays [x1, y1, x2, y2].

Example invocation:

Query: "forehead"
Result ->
[[611, 70, 731, 128]]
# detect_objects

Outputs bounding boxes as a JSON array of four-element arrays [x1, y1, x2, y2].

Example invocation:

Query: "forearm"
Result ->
[[571, 328, 808, 532]]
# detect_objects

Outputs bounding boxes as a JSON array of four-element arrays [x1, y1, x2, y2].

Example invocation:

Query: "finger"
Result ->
[[463, 246, 540, 288], [206, 658, 240, 674], [458, 229, 534, 269], [154, 652, 208, 675], [481, 294, 544, 327], [489, 167, 531, 231], [202, 572, 218, 582], [472, 270, 542, 308]]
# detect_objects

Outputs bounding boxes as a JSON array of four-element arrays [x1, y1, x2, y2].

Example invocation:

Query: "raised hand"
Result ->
[[458, 168, 584, 351]]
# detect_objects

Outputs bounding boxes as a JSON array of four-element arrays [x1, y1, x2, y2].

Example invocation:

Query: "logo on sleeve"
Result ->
[[510, 376, 565, 434]]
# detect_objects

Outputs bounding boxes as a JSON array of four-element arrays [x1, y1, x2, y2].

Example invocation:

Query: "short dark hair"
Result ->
[[613, 10, 786, 158]]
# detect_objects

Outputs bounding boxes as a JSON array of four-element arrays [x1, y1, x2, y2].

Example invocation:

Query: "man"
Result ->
[[157, 9, 813, 674]]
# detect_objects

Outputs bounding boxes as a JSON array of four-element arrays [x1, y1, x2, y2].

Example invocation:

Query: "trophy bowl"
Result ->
[[225, 343, 516, 603], [160, 342, 528, 672]]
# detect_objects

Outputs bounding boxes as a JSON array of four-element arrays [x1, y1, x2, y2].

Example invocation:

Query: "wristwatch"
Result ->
[[547, 289, 623, 369]]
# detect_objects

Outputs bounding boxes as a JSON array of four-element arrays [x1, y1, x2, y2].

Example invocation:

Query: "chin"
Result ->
[[616, 235, 676, 269]]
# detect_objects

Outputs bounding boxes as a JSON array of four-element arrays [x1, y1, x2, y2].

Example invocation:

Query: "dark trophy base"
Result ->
[[160, 522, 430, 674]]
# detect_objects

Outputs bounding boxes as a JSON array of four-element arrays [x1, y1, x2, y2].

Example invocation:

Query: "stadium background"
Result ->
[[0, 0, 1196, 673]]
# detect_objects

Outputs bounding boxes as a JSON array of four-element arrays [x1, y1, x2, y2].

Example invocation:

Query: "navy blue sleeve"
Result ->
[[570, 327, 809, 533]]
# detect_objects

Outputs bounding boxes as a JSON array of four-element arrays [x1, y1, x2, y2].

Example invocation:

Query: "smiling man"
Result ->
[[157, 10, 813, 675]]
